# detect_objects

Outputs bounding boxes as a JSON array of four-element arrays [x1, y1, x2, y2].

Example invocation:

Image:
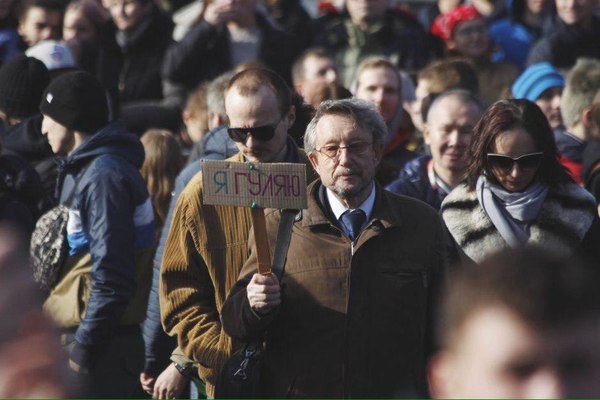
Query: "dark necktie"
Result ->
[[340, 209, 366, 241]]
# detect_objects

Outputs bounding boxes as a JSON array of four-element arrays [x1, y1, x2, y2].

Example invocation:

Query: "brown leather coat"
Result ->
[[159, 144, 317, 396], [222, 180, 458, 397]]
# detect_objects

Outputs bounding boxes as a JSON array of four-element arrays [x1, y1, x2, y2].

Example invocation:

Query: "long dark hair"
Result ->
[[466, 99, 572, 189]]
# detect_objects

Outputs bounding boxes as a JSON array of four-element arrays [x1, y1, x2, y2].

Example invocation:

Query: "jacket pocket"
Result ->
[[379, 268, 428, 288]]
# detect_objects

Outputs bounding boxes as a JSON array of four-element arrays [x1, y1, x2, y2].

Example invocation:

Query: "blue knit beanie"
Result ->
[[512, 63, 565, 101]]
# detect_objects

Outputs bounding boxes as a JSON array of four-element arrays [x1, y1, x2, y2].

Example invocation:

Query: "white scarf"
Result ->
[[476, 175, 549, 247]]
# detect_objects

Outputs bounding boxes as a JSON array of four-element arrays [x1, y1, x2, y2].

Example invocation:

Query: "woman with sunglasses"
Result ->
[[441, 98, 600, 263]]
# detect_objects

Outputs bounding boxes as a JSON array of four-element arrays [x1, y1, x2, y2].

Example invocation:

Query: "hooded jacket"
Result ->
[[47, 120, 154, 369]]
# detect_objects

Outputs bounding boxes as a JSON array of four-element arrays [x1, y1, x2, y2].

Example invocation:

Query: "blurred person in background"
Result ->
[[387, 89, 484, 210], [16, 0, 63, 49], [313, 0, 435, 87], [138, 128, 188, 400], [62, 0, 110, 74], [292, 47, 341, 108], [0, 54, 57, 204], [430, 247, 600, 398], [97, 0, 173, 110], [184, 71, 237, 165], [512, 62, 565, 130], [0, 54, 49, 129], [417, 0, 461, 33], [554, 58, 600, 184], [489, 0, 553, 69], [0, 0, 21, 65], [441, 99, 600, 264], [526, 0, 600, 70], [140, 129, 184, 235], [432, 4, 519, 106], [179, 83, 209, 159], [161, 0, 294, 104], [581, 90, 600, 213], [353, 56, 416, 185], [404, 57, 479, 138], [140, 72, 235, 400]]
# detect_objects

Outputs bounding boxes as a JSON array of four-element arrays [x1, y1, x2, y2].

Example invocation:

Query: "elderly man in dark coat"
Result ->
[[222, 98, 458, 397]]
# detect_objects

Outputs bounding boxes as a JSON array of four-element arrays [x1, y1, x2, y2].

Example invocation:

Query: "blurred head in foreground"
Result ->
[[0, 224, 76, 397], [430, 247, 600, 398]]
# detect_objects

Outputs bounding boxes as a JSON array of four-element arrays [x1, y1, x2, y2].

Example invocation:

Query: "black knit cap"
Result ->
[[0, 54, 50, 119], [40, 71, 109, 133]]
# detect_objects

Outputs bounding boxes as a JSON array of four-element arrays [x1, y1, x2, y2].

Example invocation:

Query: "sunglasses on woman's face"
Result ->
[[486, 152, 544, 173], [227, 117, 283, 143]]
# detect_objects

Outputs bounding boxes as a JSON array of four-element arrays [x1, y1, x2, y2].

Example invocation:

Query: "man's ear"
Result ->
[[423, 125, 431, 146], [294, 83, 305, 99], [307, 150, 320, 172], [286, 105, 296, 130], [182, 109, 191, 125], [373, 143, 385, 164], [581, 106, 593, 130]]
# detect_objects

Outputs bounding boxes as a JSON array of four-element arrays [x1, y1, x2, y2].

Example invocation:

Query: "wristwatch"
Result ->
[[173, 361, 195, 378]]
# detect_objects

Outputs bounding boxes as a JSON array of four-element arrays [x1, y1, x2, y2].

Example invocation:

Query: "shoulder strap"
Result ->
[[270, 209, 298, 281]]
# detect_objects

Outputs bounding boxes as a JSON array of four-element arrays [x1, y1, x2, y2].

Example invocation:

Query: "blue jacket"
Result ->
[[385, 155, 447, 211], [57, 120, 154, 368]]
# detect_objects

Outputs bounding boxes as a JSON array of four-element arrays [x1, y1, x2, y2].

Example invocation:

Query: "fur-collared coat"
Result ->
[[441, 182, 600, 263]]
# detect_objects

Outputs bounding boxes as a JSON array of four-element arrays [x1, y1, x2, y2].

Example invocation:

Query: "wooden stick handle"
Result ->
[[251, 207, 271, 275]]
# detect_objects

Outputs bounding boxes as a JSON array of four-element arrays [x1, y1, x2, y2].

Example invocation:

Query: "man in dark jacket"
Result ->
[[39, 71, 155, 397], [161, 0, 294, 96], [97, 0, 173, 110], [312, 0, 436, 87], [386, 90, 484, 210], [222, 98, 458, 397]]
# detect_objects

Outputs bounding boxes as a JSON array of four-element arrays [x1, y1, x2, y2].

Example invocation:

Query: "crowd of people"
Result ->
[[0, 0, 599, 398]]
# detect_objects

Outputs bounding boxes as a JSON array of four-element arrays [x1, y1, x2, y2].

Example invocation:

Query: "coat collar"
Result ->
[[300, 180, 404, 235]]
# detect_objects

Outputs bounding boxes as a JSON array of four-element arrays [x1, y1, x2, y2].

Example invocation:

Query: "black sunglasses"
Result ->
[[487, 152, 544, 173], [227, 119, 281, 143]]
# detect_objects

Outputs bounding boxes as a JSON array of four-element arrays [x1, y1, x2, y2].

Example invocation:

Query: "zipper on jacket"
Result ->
[[342, 237, 353, 397], [421, 270, 428, 288], [119, 59, 130, 94]]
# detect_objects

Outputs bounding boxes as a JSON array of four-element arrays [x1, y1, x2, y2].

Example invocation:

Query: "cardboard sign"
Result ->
[[202, 160, 308, 210]]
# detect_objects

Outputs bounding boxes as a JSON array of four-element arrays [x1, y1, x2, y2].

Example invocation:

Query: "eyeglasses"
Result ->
[[315, 142, 373, 161], [487, 152, 544, 173], [227, 118, 282, 143]]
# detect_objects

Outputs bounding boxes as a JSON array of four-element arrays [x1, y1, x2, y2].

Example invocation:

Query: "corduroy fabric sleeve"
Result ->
[[158, 180, 233, 396]]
